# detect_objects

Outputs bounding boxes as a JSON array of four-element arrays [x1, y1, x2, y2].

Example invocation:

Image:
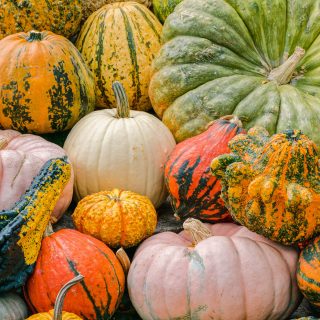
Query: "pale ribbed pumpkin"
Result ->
[[0, 31, 95, 134], [64, 82, 176, 208], [0, 129, 74, 222], [82, 0, 152, 21], [0, 0, 82, 40], [76, 2, 162, 111], [73, 189, 157, 248], [0, 293, 28, 320], [128, 219, 300, 320]]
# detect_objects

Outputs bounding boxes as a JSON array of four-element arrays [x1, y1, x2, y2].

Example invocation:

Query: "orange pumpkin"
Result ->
[[73, 189, 157, 248], [0, 31, 95, 134], [26, 275, 83, 320], [24, 225, 125, 319]]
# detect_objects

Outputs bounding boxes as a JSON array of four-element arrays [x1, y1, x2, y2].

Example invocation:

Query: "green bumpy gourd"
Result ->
[[210, 127, 320, 245], [0, 157, 71, 292]]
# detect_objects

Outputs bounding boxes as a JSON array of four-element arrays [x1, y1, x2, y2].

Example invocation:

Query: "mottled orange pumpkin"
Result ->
[[211, 127, 320, 245], [0, 0, 82, 40], [73, 189, 157, 248], [0, 31, 95, 134]]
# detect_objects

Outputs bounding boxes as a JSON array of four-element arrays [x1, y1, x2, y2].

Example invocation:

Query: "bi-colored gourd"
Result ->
[[63, 82, 176, 208], [128, 218, 300, 320], [211, 127, 320, 245], [297, 236, 320, 309], [165, 115, 245, 221], [0, 157, 71, 293], [0, 30, 95, 134], [149, 0, 320, 144], [0, 293, 28, 320], [26, 275, 84, 320], [24, 226, 125, 319], [0, 129, 74, 222], [73, 189, 157, 248], [76, 2, 162, 111], [152, 0, 183, 23], [0, 0, 82, 40], [82, 0, 151, 21]]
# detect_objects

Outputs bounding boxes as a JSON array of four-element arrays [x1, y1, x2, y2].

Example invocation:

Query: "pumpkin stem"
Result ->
[[53, 274, 84, 320], [183, 218, 212, 245], [220, 115, 242, 127], [268, 47, 305, 85], [112, 82, 131, 118], [0, 138, 8, 150], [44, 222, 54, 237], [116, 247, 131, 275], [27, 30, 43, 42]]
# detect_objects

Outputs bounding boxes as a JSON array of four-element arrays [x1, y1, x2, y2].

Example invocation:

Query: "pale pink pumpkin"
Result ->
[[128, 219, 300, 320], [0, 129, 73, 221]]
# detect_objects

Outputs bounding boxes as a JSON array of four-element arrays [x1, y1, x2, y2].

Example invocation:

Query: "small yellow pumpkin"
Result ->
[[26, 275, 84, 320], [73, 189, 157, 248]]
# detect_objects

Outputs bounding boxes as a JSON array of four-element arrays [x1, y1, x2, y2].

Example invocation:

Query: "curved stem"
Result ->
[[54, 274, 84, 320], [112, 82, 131, 118], [116, 248, 131, 275], [206, 115, 242, 130], [0, 138, 8, 150], [44, 222, 54, 237], [268, 47, 305, 85], [183, 218, 212, 245], [27, 30, 43, 42]]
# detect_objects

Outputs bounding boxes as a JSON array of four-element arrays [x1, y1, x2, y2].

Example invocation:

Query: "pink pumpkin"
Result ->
[[0, 129, 73, 221], [128, 219, 300, 320]]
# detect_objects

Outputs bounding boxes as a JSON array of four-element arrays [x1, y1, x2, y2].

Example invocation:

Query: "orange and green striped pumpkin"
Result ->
[[0, 0, 82, 40], [165, 115, 245, 222], [76, 2, 162, 111], [211, 127, 320, 245], [297, 236, 320, 309], [0, 31, 95, 134]]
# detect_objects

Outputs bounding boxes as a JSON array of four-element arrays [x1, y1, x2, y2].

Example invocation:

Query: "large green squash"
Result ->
[[149, 0, 320, 144]]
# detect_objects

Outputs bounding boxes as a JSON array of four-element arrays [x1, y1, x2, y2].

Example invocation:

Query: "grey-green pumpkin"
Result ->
[[149, 0, 320, 144]]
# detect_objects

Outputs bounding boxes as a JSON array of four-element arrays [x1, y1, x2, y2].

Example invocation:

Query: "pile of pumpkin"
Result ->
[[1, 0, 320, 319]]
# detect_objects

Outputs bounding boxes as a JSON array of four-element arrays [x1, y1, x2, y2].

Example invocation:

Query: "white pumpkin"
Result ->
[[0, 293, 28, 320], [64, 82, 176, 207]]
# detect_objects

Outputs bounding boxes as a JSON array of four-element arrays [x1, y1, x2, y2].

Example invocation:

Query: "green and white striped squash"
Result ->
[[149, 0, 320, 144]]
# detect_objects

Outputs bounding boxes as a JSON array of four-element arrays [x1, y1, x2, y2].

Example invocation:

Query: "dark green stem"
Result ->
[[112, 81, 131, 118], [27, 30, 43, 42]]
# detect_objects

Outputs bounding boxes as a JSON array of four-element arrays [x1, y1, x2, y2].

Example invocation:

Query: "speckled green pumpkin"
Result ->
[[0, 157, 71, 293], [152, 0, 183, 23], [149, 0, 320, 144], [211, 127, 320, 245], [0, 0, 82, 40]]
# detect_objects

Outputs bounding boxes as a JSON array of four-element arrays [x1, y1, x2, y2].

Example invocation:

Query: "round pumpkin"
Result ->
[[152, 0, 183, 23], [73, 189, 157, 248], [76, 2, 162, 111], [24, 226, 125, 319], [82, 0, 151, 22], [0, 30, 95, 134], [165, 115, 245, 221], [128, 218, 300, 320], [297, 236, 320, 309], [0, 293, 28, 320], [0, 129, 74, 222], [149, 0, 320, 144], [0, 0, 82, 40], [26, 275, 83, 320], [211, 127, 320, 245], [63, 82, 176, 208]]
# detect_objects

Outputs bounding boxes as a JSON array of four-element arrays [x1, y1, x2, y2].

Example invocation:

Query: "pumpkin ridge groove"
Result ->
[[120, 8, 141, 107], [132, 4, 161, 42]]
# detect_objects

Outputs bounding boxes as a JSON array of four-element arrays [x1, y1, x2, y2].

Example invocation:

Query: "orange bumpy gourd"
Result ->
[[211, 127, 320, 245]]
